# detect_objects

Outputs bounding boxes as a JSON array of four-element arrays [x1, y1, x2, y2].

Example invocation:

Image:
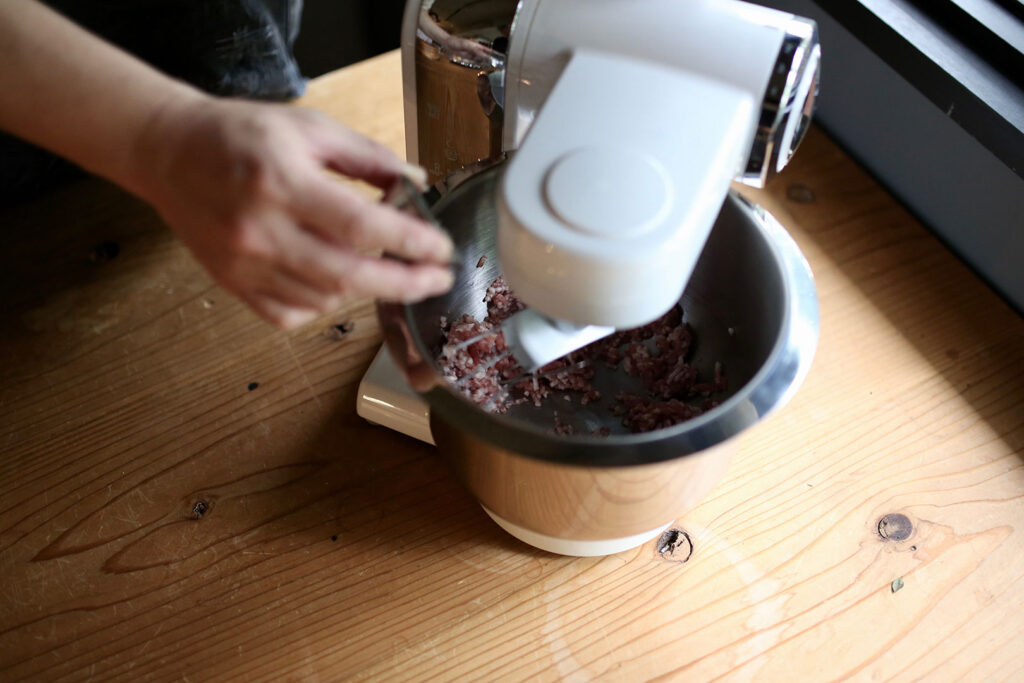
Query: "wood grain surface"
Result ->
[[1, 50, 1023, 682]]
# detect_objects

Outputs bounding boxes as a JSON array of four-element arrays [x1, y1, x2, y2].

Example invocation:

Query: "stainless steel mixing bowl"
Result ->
[[379, 160, 818, 554]]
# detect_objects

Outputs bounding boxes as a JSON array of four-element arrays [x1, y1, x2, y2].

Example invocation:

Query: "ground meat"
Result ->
[[600, 345, 623, 368], [650, 359, 699, 400], [514, 374, 552, 407], [437, 277, 724, 433], [437, 314, 518, 412], [542, 355, 595, 392], [691, 362, 728, 397], [616, 394, 703, 432], [483, 276, 525, 325], [553, 414, 576, 436]]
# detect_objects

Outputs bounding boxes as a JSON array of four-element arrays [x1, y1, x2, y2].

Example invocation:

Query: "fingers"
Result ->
[[397, 163, 429, 190], [274, 234, 454, 303], [294, 176, 454, 264], [452, 37, 497, 61], [175, 105, 456, 330], [291, 112, 444, 260], [239, 257, 452, 329], [231, 232, 453, 329], [241, 292, 320, 330], [254, 266, 343, 313], [336, 252, 455, 303], [304, 114, 423, 190]]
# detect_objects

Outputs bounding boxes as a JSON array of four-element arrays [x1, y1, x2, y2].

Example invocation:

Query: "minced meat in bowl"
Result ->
[[436, 275, 728, 436]]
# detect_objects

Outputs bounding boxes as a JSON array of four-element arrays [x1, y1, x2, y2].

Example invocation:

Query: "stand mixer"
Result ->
[[357, 0, 822, 555], [402, 0, 820, 372]]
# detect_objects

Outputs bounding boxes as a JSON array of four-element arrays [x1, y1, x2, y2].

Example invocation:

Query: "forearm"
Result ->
[[0, 1, 454, 327], [0, 0, 206, 197]]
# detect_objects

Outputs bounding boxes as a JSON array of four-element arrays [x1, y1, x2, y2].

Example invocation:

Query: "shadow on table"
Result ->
[[311, 408, 560, 563], [0, 174, 555, 565]]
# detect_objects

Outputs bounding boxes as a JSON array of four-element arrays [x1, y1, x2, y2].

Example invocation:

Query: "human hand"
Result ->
[[446, 36, 500, 63], [132, 96, 454, 328], [417, 9, 499, 65]]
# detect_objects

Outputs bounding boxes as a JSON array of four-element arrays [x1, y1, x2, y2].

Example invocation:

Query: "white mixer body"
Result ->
[[503, 0, 789, 151], [400, 0, 819, 358]]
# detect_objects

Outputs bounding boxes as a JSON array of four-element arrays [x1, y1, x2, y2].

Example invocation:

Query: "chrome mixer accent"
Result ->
[[740, 16, 821, 187], [401, 0, 521, 185]]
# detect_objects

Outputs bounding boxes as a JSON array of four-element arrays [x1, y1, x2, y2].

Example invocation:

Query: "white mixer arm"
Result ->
[[497, 48, 757, 329]]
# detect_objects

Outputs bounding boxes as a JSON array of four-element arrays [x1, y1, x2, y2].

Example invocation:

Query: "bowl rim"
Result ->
[[378, 166, 819, 467]]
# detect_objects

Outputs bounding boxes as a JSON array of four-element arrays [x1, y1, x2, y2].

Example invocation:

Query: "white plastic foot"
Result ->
[[482, 507, 671, 557]]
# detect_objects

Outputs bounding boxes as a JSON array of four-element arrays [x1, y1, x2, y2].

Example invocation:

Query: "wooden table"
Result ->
[[2, 51, 1022, 682]]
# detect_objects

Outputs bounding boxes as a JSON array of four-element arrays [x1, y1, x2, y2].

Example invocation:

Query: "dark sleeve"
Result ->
[[44, 0, 307, 100], [2, 0, 307, 201]]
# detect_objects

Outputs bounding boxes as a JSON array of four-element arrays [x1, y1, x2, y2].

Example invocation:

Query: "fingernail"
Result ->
[[403, 232, 454, 263], [436, 268, 455, 291], [437, 232, 456, 261], [280, 309, 317, 330], [400, 163, 429, 190]]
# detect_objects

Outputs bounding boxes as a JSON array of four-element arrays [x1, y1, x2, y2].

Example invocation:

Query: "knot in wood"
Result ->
[[878, 513, 913, 541], [191, 500, 210, 520], [785, 184, 816, 204], [656, 528, 693, 563], [326, 322, 356, 341]]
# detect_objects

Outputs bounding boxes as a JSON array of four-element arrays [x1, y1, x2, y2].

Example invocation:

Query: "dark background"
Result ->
[[0, 0, 410, 202], [293, 0, 406, 78]]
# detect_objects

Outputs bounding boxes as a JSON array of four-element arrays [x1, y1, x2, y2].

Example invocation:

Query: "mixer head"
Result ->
[[399, 0, 820, 368]]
